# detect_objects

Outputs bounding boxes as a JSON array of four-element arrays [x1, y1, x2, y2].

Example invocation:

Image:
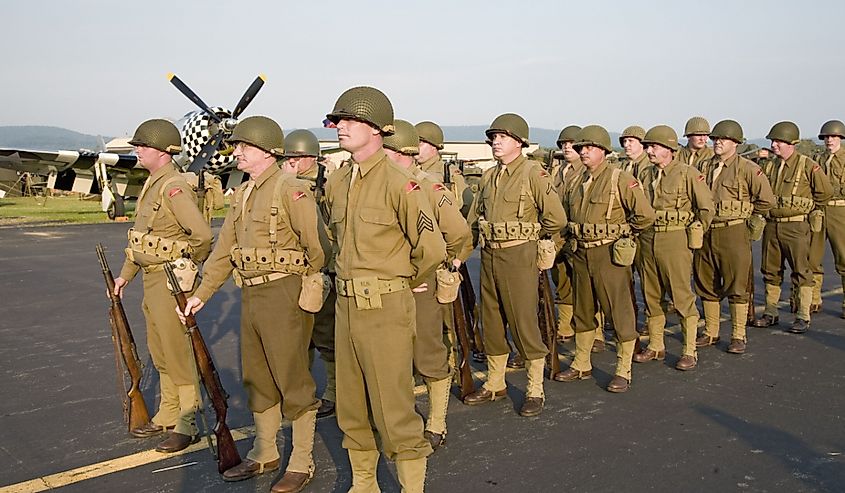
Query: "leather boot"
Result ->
[[556, 303, 574, 340], [609, 339, 635, 393], [395, 457, 427, 493], [424, 377, 450, 449], [348, 449, 380, 493], [521, 358, 545, 417], [247, 403, 282, 464]]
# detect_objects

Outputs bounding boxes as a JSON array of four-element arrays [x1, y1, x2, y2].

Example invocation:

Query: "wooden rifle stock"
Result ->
[[458, 263, 484, 356], [164, 264, 242, 474], [451, 276, 475, 400], [538, 270, 560, 377], [95, 243, 151, 432]]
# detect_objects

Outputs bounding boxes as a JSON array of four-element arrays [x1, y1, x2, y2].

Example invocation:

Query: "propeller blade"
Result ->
[[187, 130, 225, 173], [167, 73, 222, 123], [231, 74, 266, 119]]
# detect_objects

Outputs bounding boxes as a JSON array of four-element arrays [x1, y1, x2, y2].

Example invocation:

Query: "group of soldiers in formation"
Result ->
[[111, 84, 845, 492]]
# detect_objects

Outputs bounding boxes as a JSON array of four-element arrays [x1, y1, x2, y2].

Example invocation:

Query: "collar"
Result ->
[[353, 148, 388, 178], [499, 154, 527, 175], [254, 162, 281, 188], [587, 160, 609, 177]]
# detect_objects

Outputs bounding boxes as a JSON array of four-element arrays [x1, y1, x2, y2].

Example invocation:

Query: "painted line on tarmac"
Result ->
[[2, 288, 842, 493]]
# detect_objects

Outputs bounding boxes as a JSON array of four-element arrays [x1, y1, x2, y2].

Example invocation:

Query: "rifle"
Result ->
[[746, 257, 757, 325], [451, 270, 476, 400], [314, 159, 330, 224], [538, 269, 560, 377], [163, 263, 242, 474], [95, 243, 151, 433], [196, 170, 206, 221], [458, 263, 485, 361]]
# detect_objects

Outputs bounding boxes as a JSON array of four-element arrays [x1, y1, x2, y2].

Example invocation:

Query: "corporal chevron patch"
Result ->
[[417, 211, 434, 235]]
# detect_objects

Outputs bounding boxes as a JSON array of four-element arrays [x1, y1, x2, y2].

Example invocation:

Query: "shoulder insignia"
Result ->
[[417, 211, 434, 235], [539, 170, 550, 178], [628, 181, 639, 189], [696, 174, 706, 182], [168, 187, 183, 198], [433, 183, 447, 192], [438, 194, 453, 208], [813, 164, 821, 172], [293, 191, 306, 201], [405, 181, 421, 193], [756, 168, 763, 176]]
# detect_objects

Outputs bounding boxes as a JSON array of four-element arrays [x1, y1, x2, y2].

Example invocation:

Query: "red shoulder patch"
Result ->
[[168, 187, 183, 198], [813, 164, 821, 172], [433, 183, 447, 191], [405, 181, 420, 193], [539, 170, 550, 178], [756, 168, 764, 176], [697, 174, 706, 182], [628, 181, 639, 189], [293, 191, 306, 201]]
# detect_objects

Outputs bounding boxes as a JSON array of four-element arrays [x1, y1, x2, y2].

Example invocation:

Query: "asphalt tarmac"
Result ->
[[1, 221, 843, 493]]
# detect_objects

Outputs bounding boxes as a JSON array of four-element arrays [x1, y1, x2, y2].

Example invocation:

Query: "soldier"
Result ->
[[181, 116, 326, 492], [754, 121, 832, 333], [619, 125, 650, 179], [633, 125, 714, 369], [809, 120, 845, 318], [554, 125, 655, 392], [279, 129, 338, 419], [113, 119, 213, 451], [464, 113, 567, 416], [324, 87, 446, 492], [384, 119, 472, 451], [694, 120, 776, 354], [676, 116, 715, 169], [415, 120, 467, 209]]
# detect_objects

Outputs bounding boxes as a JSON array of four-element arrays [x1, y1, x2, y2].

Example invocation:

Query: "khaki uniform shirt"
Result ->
[[818, 147, 845, 200], [119, 163, 212, 281], [410, 167, 473, 263], [564, 160, 655, 232], [677, 145, 715, 170], [552, 159, 585, 201], [762, 152, 833, 218], [297, 163, 335, 273], [639, 160, 715, 231], [622, 152, 651, 182], [418, 155, 467, 210], [699, 154, 776, 221], [195, 164, 326, 302], [325, 149, 446, 286], [467, 154, 568, 246]]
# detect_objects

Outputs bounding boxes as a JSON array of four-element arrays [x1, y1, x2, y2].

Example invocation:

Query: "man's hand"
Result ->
[[412, 282, 429, 293], [176, 297, 205, 324], [113, 277, 128, 299]]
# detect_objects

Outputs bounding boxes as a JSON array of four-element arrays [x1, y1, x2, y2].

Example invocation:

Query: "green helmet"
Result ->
[[642, 125, 679, 151], [383, 119, 419, 156], [710, 120, 744, 144], [415, 121, 444, 150], [619, 125, 646, 145], [326, 86, 394, 135], [766, 121, 800, 145], [228, 116, 285, 156], [573, 125, 612, 153], [556, 125, 581, 148], [128, 118, 182, 154], [485, 113, 530, 148], [683, 116, 711, 136], [282, 129, 320, 157], [819, 120, 845, 139]]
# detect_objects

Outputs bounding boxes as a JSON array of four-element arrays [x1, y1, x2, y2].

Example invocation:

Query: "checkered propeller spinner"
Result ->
[[167, 73, 266, 173]]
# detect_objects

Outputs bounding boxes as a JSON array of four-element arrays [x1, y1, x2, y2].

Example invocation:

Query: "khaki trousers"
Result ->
[[694, 222, 753, 303], [572, 243, 638, 342], [413, 273, 450, 381]]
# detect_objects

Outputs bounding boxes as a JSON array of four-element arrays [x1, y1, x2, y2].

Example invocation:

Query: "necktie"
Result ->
[[580, 173, 593, 209], [348, 162, 360, 197], [652, 168, 664, 200], [775, 159, 786, 191], [241, 179, 255, 221], [824, 153, 834, 174], [711, 161, 725, 187]]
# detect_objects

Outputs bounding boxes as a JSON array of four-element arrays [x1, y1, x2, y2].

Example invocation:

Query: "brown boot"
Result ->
[[463, 387, 507, 405], [223, 458, 281, 482], [519, 397, 544, 417], [155, 432, 199, 453], [606, 376, 630, 393], [727, 339, 746, 354], [271, 470, 313, 493], [675, 355, 697, 371]]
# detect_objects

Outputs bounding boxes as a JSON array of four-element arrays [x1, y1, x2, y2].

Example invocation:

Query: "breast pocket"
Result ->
[[358, 206, 397, 252]]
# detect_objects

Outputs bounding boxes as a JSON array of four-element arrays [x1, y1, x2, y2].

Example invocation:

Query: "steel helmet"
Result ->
[[642, 125, 679, 151], [619, 125, 646, 146], [710, 120, 745, 144], [383, 119, 419, 156], [485, 113, 530, 148], [573, 125, 612, 153], [128, 119, 182, 154], [227, 116, 285, 156], [766, 121, 800, 145], [326, 86, 395, 135], [556, 125, 582, 148], [415, 121, 444, 149], [683, 116, 711, 137], [282, 129, 320, 157], [818, 120, 845, 140]]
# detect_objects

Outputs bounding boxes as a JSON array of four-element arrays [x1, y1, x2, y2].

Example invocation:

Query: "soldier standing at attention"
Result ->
[[809, 120, 845, 318], [554, 125, 655, 392], [754, 121, 832, 333], [181, 116, 325, 492], [415, 121, 467, 209], [324, 87, 446, 492], [632, 125, 713, 370], [384, 119, 472, 451], [464, 113, 567, 416], [694, 120, 775, 354], [676, 117, 715, 170], [620, 125, 650, 180], [280, 129, 337, 419], [113, 119, 212, 452]]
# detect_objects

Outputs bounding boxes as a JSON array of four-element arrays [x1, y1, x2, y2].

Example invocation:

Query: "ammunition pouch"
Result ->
[[611, 237, 637, 266], [715, 200, 754, 220], [335, 277, 410, 310], [299, 272, 327, 313], [746, 215, 766, 241], [230, 247, 308, 275], [127, 228, 191, 262], [567, 222, 632, 242], [478, 219, 541, 243], [435, 268, 461, 304], [776, 196, 815, 214], [653, 209, 694, 228], [809, 209, 825, 233], [686, 221, 704, 250], [537, 238, 557, 270], [164, 258, 199, 292]]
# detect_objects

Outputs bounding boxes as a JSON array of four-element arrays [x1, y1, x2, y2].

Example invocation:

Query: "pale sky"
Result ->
[[3, 0, 843, 140]]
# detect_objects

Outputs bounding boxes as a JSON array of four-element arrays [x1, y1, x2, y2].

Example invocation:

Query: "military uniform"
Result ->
[[195, 160, 326, 482], [636, 157, 714, 366], [676, 144, 715, 170], [325, 147, 445, 462], [809, 146, 845, 315], [759, 150, 832, 327], [119, 162, 212, 438], [622, 152, 651, 181], [418, 154, 467, 210]]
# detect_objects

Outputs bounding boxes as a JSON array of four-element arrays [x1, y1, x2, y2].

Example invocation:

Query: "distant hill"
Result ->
[[0, 126, 108, 151]]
